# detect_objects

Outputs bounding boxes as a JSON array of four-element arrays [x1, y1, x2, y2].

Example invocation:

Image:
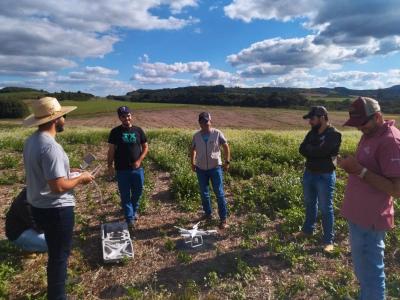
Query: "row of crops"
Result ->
[[1, 125, 399, 298], [147, 129, 359, 218]]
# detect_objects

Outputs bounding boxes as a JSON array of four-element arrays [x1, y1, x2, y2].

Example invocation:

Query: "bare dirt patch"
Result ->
[[67, 107, 353, 131]]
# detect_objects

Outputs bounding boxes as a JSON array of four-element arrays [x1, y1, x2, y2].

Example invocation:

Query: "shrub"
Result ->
[[0, 99, 29, 118]]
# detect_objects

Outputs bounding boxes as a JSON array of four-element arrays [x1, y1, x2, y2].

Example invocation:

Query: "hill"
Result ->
[[0, 87, 95, 102], [107, 84, 400, 113]]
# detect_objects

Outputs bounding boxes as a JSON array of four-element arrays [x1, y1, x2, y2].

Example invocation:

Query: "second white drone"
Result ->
[[175, 222, 217, 248]]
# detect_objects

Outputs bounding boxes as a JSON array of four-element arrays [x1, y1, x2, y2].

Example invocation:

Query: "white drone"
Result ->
[[175, 222, 217, 248]]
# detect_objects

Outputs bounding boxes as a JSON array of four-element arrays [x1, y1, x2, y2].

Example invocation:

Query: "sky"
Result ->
[[1, 0, 400, 96]]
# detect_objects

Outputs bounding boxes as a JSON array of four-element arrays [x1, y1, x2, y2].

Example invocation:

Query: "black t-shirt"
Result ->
[[6, 188, 42, 241], [108, 125, 147, 170]]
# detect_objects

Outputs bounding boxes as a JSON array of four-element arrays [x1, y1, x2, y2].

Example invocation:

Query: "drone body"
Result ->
[[175, 222, 217, 248]]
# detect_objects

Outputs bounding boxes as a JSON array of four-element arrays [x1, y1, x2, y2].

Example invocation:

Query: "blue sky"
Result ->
[[0, 0, 400, 95]]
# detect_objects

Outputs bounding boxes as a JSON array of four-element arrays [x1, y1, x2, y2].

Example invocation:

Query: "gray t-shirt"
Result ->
[[23, 131, 75, 208]]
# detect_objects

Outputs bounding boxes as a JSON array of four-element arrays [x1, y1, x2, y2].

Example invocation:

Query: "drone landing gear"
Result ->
[[185, 235, 204, 248]]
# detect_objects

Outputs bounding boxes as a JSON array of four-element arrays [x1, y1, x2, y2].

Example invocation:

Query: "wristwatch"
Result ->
[[358, 167, 368, 179]]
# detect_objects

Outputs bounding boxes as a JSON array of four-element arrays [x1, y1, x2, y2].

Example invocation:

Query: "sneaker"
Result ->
[[219, 219, 228, 229], [323, 244, 334, 253]]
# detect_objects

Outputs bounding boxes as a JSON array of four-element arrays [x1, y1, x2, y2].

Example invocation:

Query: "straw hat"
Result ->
[[23, 97, 77, 127]]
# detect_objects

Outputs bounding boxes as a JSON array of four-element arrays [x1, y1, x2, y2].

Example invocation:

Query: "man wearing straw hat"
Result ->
[[23, 97, 94, 300]]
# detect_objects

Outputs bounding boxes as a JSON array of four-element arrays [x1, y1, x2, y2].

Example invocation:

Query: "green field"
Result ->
[[62, 99, 200, 116], [1, 125, 399, 299], [306, 95, 354, 102]]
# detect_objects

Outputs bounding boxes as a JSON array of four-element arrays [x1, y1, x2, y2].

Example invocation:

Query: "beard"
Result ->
[[311, 123, 321, 131], [56, 123, 64, 132]]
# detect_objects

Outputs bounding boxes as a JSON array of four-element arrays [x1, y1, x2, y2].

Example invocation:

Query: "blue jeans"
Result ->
[[32, 206, 74, 300], [349, 221, 386, 300], [302, 170, 336, 244], [196, 166, 227, 220], [13, 229, 48, 252], [116, 168, 144, 223]]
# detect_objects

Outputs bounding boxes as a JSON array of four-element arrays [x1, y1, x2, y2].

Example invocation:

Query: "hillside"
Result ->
[[106, 85, 400, 113], [0, 87, 95, 102]]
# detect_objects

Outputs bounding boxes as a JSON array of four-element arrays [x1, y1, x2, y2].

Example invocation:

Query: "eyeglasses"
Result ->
[[360, 114, 375, 126]]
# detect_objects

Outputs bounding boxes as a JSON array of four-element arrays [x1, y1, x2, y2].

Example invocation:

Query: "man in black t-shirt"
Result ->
[[107, 106, 149, 227], [298, 106, 342, 253]]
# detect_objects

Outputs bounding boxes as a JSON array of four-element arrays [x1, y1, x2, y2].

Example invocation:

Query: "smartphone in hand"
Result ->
[[80, 153, 96, 169]]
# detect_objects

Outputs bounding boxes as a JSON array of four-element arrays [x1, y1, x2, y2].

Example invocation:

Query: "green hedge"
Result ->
[[0, 99, 29, 118]]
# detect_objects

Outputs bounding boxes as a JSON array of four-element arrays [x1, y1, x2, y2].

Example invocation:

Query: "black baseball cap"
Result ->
[[198, 112, 211, 122], [303, 106, 328, 119], [117, 106, 132, 116]]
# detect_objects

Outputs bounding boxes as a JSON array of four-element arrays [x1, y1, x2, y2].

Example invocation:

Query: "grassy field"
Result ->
[[62, 100, 201, 116], [306, 95, 354, 102], [0, 122, 399, 299]]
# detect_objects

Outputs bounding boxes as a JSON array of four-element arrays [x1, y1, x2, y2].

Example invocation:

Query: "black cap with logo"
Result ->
[[198, 112, 211, 123], [303, 106, 328, 119]]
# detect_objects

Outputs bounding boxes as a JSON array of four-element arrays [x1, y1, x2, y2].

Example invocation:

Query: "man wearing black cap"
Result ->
[[338, 97, 400, 299], [107, 106, 148, 228], [191, 112, 231, 229], [298, 106, 342, 252]]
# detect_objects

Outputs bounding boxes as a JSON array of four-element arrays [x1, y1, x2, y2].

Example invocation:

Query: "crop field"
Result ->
[[0, 117, 399, 299]]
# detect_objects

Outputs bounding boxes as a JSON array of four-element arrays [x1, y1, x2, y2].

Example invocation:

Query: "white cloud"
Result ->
[[311, 0, 400, 46], [132, 74, 190, 85], [225, 0, 400, 63], [0, 0, 198, 77], [268, 69, 324, 88], [227, 35, 356, 72], [261, 69, 400, 90], [0, 55, 76, 76], [84, 66, 119, 76], [325, 71, 387, 89], [239, 63, 297, 78], [196, 69, 240, 86], [224, 0, 319, 22], [0, 65, 134, 96], [132, 57, 240, 86], [135, 61, 210, 78]]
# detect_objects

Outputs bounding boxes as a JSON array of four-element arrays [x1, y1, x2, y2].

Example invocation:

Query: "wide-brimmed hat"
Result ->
[[343, 96, 381, 127], [23, 97, 77, 127]]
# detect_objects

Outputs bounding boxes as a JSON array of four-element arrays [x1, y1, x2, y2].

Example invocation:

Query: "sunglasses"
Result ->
[[360, 114, 375, 126]]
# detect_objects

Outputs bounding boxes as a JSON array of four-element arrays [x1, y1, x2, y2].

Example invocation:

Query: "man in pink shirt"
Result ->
[[338, 96, 400, 300]]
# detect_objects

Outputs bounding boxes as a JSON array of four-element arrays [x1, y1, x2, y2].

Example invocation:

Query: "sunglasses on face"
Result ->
[[360, 114, 375, 126]]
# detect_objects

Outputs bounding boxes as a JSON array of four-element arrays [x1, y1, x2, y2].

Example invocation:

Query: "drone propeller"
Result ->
[[193, 222, 201, 229]]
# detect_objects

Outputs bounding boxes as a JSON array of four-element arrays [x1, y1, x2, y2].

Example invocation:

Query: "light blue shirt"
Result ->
[[23, 131, 75, 208]]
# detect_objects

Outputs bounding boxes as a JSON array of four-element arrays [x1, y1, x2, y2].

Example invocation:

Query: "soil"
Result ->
[[67, 107, 351, 131]]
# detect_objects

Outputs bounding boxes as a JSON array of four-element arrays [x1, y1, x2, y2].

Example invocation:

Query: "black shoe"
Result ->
[[199, 214, 213, 221], [127, 220, 135, 232], [219, 219, 229, 229]]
